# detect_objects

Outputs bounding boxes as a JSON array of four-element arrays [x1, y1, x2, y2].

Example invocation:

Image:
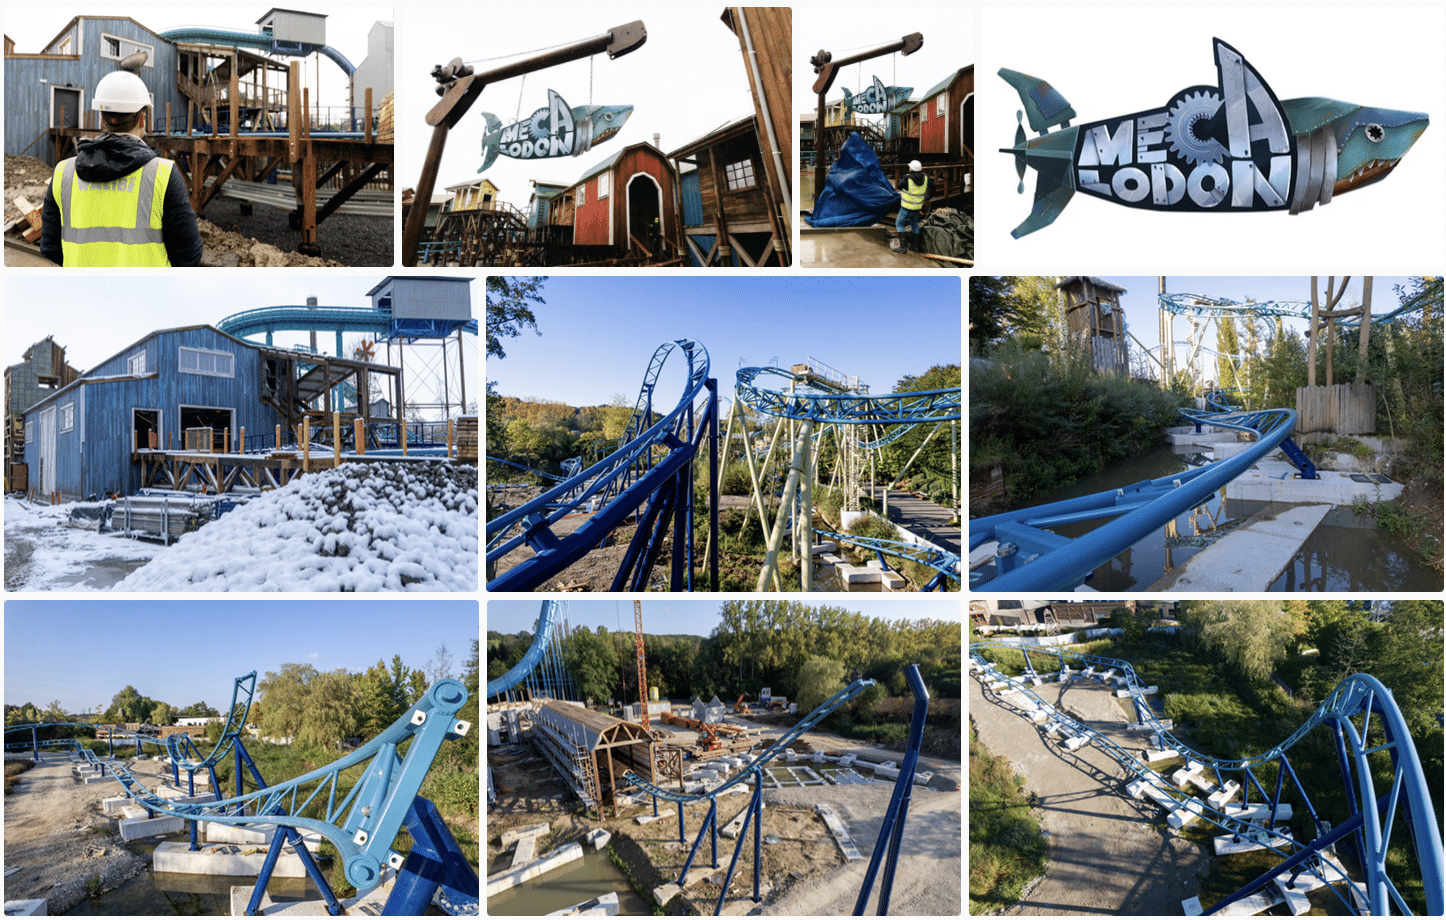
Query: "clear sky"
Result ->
[[395, 7, 771, 211], [486, 598, 960, 639], [3, 600, 478, 714], [3, 274, 477, 371], [793, 9, 977, 118], [3, 6, 390, 115], [486, 275, 961, 407]]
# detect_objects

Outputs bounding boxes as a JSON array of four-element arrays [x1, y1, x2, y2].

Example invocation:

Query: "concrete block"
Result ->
[[499, 823, 551, 847], [1063, 733, 1091, 752], [153, 840, 307, 877], [1143, 748, 1180, 763], [119, 805, 149, 820], [3, 899, 47, 916], [1171, 762, 1203, 787], [835, 563, 880, 584], [103, 796, 130, 815], [547, 892, 620, 916], [119, 814, 186, 840], [487, 844, 584, 898], [1274, 878, 1311, 915], [511, 834, 538, 868], [1152, 503, 1333, 590], [1207, 781, 1241, 809], [880, 571, 907, 590], [83, 773, 114, 784], [1224, 802, 1294, 823], [811, 542, 837, 555], [585, 828, 611, 851], [635, 809, 675, 826], [230, 871, 397, 915]]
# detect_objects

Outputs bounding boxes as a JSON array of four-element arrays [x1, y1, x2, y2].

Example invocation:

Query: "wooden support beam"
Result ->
[[197, 153, 248, 211], [314, 162, 386, 226]]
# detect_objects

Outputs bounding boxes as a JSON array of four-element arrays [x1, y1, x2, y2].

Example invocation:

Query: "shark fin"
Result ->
[[1011, 176, 1074, 239], [478, 112, 502, 173], [998, 67, 1076, 135]]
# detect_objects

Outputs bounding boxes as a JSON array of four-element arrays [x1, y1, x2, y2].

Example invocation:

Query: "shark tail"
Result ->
[[478, 112, 503, 173], [998, 67, 1076, 135]]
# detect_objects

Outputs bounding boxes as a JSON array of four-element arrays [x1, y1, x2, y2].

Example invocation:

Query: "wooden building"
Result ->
[[4, 16, 187, 164], [1056, 276, 1130, 375], [670, 114, 787, 267], [915, 65, 974, 160], [531, 700, 654, 817], [445, 177, 500, 212], [566, 142, 679, 260], [5, 338, 81, 491]]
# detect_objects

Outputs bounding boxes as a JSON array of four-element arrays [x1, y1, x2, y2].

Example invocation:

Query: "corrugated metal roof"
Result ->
[[920, 66, 971, 101]]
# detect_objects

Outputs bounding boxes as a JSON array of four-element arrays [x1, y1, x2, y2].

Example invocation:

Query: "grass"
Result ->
[[968, 723, 1047, 913], [4, 759, 35, 794]]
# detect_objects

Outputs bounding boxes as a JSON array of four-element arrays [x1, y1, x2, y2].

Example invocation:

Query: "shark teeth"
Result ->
[[1344, 158, 1399, 182]]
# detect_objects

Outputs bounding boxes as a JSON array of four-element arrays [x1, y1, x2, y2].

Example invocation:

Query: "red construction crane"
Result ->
[[634, 600, 649, 730]]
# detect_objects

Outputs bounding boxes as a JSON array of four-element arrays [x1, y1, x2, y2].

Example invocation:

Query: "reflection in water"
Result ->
[[1024, 443, 1438, 591], [487, 847, 649, 916]]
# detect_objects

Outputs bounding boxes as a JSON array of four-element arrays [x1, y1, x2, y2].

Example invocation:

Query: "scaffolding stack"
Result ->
[[530, 703, 602, 810]]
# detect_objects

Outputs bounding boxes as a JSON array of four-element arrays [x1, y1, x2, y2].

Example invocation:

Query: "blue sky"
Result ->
[[4, 601, 478, 714], [1044, 275, 1422, 358], [486, 598, 960, 639], [486, 276, 962, 407]]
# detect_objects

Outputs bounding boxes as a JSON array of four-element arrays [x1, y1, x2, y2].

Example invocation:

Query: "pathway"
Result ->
[[870, 486, 960, 555]]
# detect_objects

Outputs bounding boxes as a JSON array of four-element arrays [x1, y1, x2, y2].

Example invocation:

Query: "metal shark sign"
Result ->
[[478, 89, 633, 172], [841, 76, 912, 117], [1000, 39, 1429, 237]]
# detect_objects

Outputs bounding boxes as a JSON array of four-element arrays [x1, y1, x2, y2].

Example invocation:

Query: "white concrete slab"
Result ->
[[486, 844, 584, 897], [499, 823, 551, 847], [635, 809, 675, 826], [3, 899, 47, 916], [1225, 461, 1404, 504], [119, 814, 185, 840], [815, 803, 863, 861], [153, 840, 308, 877], [1151, 504, 1332, 591]]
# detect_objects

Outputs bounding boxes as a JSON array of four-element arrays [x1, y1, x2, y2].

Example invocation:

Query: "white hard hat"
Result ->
[[93, 72, 151, 113], [909, 160, 923, 171]]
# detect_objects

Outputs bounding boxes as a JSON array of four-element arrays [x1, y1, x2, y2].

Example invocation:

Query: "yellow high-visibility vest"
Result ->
[[51, 157, 173, 266], [900, 175, 927, 210]]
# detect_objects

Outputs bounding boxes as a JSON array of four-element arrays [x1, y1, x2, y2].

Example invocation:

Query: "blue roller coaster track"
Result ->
[[11, 677, 478, 915], [970, 404, 1310, 591], [735, 366, 961, 449], [485, 456, 566, 483], [159, 27, 357, 76], [813, 528, 960, 592], [217, 304, 478, 348], [486, 340, 719, 592], [1160, 278, 1442, 327], [971, 641, 1443, 915]]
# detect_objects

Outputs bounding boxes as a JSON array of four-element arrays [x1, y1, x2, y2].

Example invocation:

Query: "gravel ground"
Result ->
[[969, 673, 1206, 915], [2, 753, 175, 914], [199, 196, 394, 267]]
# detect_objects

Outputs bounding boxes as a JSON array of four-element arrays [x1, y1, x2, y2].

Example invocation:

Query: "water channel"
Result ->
[[486, 846, 649, 916], [1022, 442, 1436, 591]]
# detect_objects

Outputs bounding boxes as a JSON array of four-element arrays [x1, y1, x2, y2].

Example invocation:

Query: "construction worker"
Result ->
[[41, 71, 203, 266], [894, 159, 932, 254]]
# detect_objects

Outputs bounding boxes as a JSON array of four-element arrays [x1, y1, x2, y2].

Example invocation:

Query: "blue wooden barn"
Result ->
[[22, 325, 280, 501]]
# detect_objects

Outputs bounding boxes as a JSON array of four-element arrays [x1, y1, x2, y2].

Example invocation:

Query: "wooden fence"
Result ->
[[1295, 383, 1376, 434]]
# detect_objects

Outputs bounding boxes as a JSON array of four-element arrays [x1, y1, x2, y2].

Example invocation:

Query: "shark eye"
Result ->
[[1365, 123, 1385, 143], [604, 112, 614, 121]]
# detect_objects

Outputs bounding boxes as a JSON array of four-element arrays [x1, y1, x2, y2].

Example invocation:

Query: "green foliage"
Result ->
[[4, 759, 35, 795], [969, 276, 1059, 354], [845, 513, 898, 542], [969, 725, 1047, 912], [85, 874, 102, 897], [1179, 601, 1304, 682], [971, 342, 1185, 503], [565, 627, 623, 705], [256, 664, 361, 750], [795, 656, 845, 713], [485, 276, 546, 359]]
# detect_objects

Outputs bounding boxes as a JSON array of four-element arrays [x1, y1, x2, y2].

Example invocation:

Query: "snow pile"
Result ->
[[114, 462, 478, 591], [4, 496, 163, 591]]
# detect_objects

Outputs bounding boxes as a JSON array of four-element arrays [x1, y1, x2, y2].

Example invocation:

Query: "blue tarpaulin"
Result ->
[[806, 133, 900, 228]]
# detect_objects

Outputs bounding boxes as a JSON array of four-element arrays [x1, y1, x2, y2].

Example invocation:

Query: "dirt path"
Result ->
[[2, 753, 177, 913], [970, 674, 1205, 915]]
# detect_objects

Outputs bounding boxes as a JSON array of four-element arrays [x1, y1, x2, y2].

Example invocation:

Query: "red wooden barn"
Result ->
[[915, 66, 975, 160], [565, 141, 679, 258]]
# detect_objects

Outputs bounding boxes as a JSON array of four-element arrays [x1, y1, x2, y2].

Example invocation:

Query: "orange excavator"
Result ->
[[734, 693, 752, 715]]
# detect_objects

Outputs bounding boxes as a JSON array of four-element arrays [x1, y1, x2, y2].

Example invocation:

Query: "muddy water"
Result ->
[[63, 833, 318, 916], [486, 847, 649, 916], [1020, 442, 1436, 591]]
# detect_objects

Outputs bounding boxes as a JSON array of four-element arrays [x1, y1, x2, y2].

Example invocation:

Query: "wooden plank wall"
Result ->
[[1295, 384, 1376, 435], [727, 7, 792, 201]]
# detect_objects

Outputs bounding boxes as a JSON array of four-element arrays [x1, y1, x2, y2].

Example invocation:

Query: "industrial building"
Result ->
[[5, 338, 81, 492]]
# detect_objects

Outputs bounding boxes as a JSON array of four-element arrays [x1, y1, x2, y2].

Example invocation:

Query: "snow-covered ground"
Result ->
[[112, 462, 478, 591], [4, 497, 163, 591]]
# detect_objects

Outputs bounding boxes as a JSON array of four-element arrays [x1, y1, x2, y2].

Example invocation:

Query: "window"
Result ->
[[26, 420, 34, 443], [921, 103, 928, 123], [128, 352, 146, 375], [179, 346, 235, 379], [59, 403, 75, 433], [937, 97, 945, 118], [597, 172, 610, 199], [100, 33, 154, 67], [57, 37, 73, 55], [578, 182, 587, 207], [725, 158, 757, 191]]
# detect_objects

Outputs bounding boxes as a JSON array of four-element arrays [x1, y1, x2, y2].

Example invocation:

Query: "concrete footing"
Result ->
[[547, 891, 620, 916], [1225, 459, 1405, 503], [119, 814, 185, 840], [229, 872, 396, 915], [3, 899, 47, 916], [486, 843, 584, 898], [814, 804, 862, 861], [200, 821, 315, 848], [1151, 503, 1332, 591], [635, 809, 675, 826], [152, 840, 309, 877]]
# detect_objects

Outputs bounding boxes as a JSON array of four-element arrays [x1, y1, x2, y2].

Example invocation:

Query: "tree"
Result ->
[[1180, 601, 1302, 682], [427, 641, 455, 683], [796, 656, 845, 713], [486, 276, 547, 359], [565, 627, 622, 705]]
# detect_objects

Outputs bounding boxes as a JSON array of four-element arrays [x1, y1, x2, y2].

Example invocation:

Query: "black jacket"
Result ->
[[41, 134, 204, 267]]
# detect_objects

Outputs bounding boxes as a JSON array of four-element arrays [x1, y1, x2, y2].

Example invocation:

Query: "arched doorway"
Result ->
[[959, 93, 975, 159], [627, 173, 663, 257]]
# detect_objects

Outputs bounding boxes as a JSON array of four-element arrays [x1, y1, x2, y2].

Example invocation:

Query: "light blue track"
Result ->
[[972, 641, 1443, 915], [969, 405, 1302, 591], [159, 27, 356, 75]]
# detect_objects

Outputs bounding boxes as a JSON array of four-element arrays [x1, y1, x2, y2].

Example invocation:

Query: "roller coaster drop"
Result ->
[[7, 672, 478, 916], [970, 640, 1443, 915]]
